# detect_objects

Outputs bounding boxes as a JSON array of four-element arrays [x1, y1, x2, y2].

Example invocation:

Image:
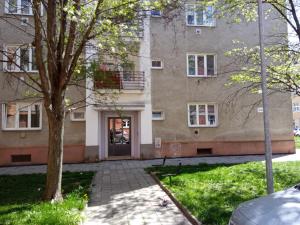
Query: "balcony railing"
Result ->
[[95, 71, 145, 90]]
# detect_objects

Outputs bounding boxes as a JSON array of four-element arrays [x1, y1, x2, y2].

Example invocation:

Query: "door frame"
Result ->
[[103, 113, 134, 159]]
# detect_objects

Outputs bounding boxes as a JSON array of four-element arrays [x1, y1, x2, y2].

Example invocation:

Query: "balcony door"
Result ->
[[108, 117, 131, 157]]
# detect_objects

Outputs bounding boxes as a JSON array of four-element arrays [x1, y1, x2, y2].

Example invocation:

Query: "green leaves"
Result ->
[[226, 40, 300, 93]]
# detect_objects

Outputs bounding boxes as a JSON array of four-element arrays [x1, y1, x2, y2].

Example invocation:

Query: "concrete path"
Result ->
[[1, 151, 300, 225], [1, 150, 299, 175], [84, 167, 191, 225]]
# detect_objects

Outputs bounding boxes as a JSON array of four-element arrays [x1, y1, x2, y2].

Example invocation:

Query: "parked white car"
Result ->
[[294, 128, 300, 136], [229, 185, 300, 225]]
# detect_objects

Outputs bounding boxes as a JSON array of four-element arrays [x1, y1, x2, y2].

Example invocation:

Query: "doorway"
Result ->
[[108, 117, 131, 156]]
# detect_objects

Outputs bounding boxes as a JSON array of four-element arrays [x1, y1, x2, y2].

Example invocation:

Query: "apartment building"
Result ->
[[0, 1, 295, 165]]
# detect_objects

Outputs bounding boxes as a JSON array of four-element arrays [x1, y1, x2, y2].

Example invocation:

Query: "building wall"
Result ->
[[149, 4, 294, 157], [0, 2, 295, 165], [0, 83, 86, 165], [0, 4, 86, 164]]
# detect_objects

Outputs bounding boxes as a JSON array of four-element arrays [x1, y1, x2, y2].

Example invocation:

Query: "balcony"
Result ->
[[95, 71, 145, 90]]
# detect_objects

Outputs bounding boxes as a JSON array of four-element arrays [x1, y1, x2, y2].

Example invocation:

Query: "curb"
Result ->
[[150, 172, 202, 225]]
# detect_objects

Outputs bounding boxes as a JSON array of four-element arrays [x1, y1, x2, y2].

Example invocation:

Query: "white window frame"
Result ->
[[70, 110, 86, 121], [5, 0, 33, 15], [185, 4, 216, 27], [4, 0, 43, 15], [151, 59, 163, 69], [152, 111, 165, 120], [186, 53, 217, 77], [293, 103, 300, 112], [2, 102, 42, 131], [3, 45, 38, 73], [187, 103, 218, 127]]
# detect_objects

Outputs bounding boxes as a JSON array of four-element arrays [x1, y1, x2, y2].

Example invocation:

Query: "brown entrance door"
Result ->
[[108, 117, 131, 156]]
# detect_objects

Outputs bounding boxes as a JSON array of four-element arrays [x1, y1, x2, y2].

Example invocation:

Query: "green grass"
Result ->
[[295, 136, 300, 148], [150, 162, 300, 225], [0, 171, 94, 225]]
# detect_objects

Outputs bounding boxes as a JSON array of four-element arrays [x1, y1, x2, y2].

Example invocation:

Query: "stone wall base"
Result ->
[[0, 145, 85, 166], [143, 140, 295, 159]]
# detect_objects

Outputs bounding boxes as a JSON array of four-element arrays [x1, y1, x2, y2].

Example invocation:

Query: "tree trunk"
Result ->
[[43, 104, 65, 201]]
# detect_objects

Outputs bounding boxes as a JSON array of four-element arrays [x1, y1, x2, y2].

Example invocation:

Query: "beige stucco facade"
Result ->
[[0, 2, 295, 165], [149, 5, 294, 157]]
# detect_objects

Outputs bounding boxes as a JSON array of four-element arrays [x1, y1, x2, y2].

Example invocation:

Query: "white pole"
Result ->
[[257, 0, 274, 194]]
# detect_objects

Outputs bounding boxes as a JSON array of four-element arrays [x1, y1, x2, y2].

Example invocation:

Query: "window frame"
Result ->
[[293, 103, 300, 112], [185, 4, 216, 27], [3, 45, 38, 73], [2, 102, 42, 131], [4, 0, 43, 15], [70, 110, 86, 121], [186, 53, 217, 77], [187, 103, 218, 127], [152, 111, 165, 120], [151, 59, 163, 69], [5, 0, 33, 15], [151, 10, 162, 17]]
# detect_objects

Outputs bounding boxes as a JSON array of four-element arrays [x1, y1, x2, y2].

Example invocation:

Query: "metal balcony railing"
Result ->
[[95, 71, 145, 90]]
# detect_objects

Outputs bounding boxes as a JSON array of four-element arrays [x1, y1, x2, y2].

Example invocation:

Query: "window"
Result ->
[[70, 111, 85, 121], [188, 103, 217, 127], [5, 0, 33, 15], [152, 111, 164, 120], [186, 4, 215, 26], [187, 54, 216, 76], [293, 103, 300, 112], [151, 60, 163, 69], [2, 102, 42, 130], [3, 45, 37, 72], [151, 10, 162, 17]]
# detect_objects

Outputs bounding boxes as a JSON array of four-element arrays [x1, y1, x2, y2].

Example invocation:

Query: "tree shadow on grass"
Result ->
[[151, 162, 300, 225], [0, 204, 33, 216], [0, 172, 94, 224]]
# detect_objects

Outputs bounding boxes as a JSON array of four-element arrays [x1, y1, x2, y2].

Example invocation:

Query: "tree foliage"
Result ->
[[212, 0, 300, 95]]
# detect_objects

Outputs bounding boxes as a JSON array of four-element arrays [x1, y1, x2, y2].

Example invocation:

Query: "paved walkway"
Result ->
[[84, 167, 191, 225], [1, 151, 300, 225], [1, 151, 299, 175]]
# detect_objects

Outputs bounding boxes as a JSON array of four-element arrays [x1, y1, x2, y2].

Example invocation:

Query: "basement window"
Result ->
[[11, 154, 31, 162], [197, 148, 212, 155]]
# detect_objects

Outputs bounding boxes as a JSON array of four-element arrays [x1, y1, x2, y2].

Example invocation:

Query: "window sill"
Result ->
[[186, 24, 216, 28], [189, 125, 218, 128], [5, 12, 33, 16], [2, 128, 42, 131], [187, 75, 217, 78], [71, 119, 85, 122], [151, 67, 163, 70], [4, 70, 39, 73], [152, 118, 164, 121]]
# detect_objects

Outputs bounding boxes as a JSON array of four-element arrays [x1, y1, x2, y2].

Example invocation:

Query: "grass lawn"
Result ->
[[295, 136, 300, 148], [150, 161, 300, 225], [0, 171, 94, 225]]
